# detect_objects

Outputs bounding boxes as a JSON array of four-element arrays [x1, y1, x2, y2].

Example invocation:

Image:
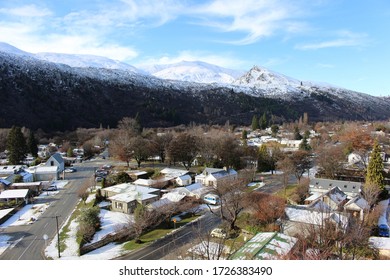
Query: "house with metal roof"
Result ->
[[309, 178, 362, 198], [229, 232, 297, 260]]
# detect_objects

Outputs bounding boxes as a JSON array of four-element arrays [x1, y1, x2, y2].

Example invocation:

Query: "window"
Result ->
[[344, 185, 347, 188], [50, 161, 54, 166]]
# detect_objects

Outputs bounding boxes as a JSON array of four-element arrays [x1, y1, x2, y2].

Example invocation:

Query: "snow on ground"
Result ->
[[45, 209, 131, 260], [90, 209, 131, 243], [0, 203, 49, 227]]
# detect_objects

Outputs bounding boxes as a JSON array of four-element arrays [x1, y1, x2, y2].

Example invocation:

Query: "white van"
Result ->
[[203, 193, 220, 205]]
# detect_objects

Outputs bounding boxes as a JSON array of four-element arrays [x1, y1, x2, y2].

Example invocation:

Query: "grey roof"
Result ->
[[310, 178, 362, 195], [50, 153, 64, 164]]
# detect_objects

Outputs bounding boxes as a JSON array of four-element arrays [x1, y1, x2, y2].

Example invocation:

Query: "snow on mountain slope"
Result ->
[[234, 65, 304, 95], [141, 61, 244, 84], [35, 52, 141, 73], [0, 42, 141, 73], [0, 42, 31, 56]]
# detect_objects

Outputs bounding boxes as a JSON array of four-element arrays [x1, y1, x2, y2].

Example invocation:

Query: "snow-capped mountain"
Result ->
[[141, 61, 244, 84], [1, 41, 390, 132], [234, 65, 302, 94], [0, 42, 141, 73], [35, 52, 141, 73]]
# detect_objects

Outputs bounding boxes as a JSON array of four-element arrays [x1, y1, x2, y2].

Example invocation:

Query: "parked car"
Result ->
[[43, 184, 57, 191], [203, 193, 220, 205], [64, 167, 77, 173], [210, 228, 227, 239]]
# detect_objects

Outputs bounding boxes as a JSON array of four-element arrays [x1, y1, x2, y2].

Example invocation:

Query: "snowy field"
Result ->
[[45, 207, 131, 260]]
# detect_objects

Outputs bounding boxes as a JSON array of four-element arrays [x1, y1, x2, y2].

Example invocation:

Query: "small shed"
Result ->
[[176, 174, 192, 186]]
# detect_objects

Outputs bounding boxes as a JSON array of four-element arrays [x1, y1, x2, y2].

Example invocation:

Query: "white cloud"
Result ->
[[191, 0, 310, 45], [296, 30, 369, 50], [0, 4, 52, 17]]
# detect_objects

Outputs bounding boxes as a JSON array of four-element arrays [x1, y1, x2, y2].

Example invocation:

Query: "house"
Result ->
[[176, 174, 192, 186], [10, 182, 42, 196], [344, 195, 369, 220], [229, 232, 297, 260], [0, 165, 26, 177], [6, 170, 34, 183], [282, 205, 349, 236], [127, 170, 148, 181], [309, 178, 362, 198], [101, 183, 160, 214], [307, 187, 348, 212], [45, 153, 65, 173], [195, 168, 238, 188], [170, 183, 206, 199], [27, 166, 59, 181], [160, 168, 189, 179], [0, 189, 30, 205]]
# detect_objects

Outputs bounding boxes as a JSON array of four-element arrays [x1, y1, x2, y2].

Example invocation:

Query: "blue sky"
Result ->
[[0, 0, 389, 96]]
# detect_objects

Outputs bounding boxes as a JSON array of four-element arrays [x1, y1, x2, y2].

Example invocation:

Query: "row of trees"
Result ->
[[109, 117, 249, 170]]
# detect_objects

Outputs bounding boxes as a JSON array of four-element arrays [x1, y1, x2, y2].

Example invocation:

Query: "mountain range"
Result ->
[[0, 42, 389, 132]]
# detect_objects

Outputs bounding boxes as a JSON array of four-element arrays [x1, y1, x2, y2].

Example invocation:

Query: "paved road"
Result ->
[[0, 160, 102, 260], [116, 211, 221, 260]]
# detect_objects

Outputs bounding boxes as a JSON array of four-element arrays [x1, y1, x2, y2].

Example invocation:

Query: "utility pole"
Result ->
[[55, 215, 61, 258]]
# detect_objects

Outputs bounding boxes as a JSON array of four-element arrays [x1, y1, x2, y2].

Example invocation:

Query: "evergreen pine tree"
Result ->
[[251, 115, 259, 131], [27, 131, 38, 157], [260, 112, 267, 130], [293, 127, 302, 140], [299, 136, 311, 151], [366, 141, 385, 189], [242, 130, 248, 140], [257, 144, 270, 172], [7, 126, 28, 164]]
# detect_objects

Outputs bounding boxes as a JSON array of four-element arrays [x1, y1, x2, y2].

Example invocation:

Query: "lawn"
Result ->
[[122, 215, 199, 251]]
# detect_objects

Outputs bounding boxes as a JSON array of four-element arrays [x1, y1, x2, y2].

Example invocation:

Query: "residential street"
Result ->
[[115, 211, 221, 260], [0, 160, 102, 260]]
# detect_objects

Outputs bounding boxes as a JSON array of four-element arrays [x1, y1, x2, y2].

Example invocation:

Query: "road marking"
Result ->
[[137, 231, 192, 260], [44, 222, 48, 228], [18, 235, 38, 260]]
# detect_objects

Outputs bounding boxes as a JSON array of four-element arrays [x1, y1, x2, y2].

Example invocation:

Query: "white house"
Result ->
[[45, 153, 65, 173], [27, 166, 59, 181], [0, 189, 30, 205], [176, 174, 192, 186], [100, 183, 161, 214], [195, 168, 238, 188], [309, 178, 362, 199]]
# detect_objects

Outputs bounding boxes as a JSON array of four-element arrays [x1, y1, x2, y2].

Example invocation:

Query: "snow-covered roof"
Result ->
[[344, 196, 369, 211], [104, 183, 159, 196], [133, 179, 155, 186], [0, 165, 25, 175], [285, 206, 348, 227], [0, 208, 14, 220], [27, 166, 58, 174], [110, 191, 157, 203], [230, 232, 297, 260], [160, 168, 188, 178], [0, 189, 29, 199], [11, 182, 42, 187]]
